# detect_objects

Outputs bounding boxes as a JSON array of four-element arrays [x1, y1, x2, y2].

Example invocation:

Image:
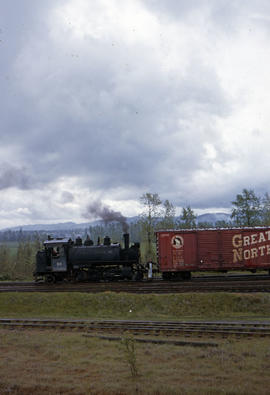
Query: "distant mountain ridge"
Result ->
[[0, 213, 231, 232], [0, 216, 140, 232], [196, 212, 231, 224]]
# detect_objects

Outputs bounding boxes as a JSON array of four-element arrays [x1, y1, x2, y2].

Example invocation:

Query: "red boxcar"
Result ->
[[156, 228, 270, 280]]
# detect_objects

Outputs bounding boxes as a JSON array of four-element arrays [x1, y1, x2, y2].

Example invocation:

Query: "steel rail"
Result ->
[[1, 279, 270, 293], [0, 318, 270, 338], [1, 273, 270, 286]]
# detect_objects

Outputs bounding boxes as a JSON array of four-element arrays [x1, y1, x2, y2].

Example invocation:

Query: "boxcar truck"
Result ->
[[156, 228, 270, 280]]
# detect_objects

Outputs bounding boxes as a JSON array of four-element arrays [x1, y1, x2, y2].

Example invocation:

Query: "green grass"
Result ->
[[0, 292, 270, 321]]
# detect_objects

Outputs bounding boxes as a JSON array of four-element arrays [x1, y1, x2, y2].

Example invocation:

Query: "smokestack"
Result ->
[[123, 233, 129, 250]]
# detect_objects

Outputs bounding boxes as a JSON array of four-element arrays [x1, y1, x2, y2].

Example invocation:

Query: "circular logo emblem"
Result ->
[[171, 235, 184, 249]]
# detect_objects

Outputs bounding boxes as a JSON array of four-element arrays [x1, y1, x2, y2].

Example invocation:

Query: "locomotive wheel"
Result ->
[[76, 271, 88, 282], [45, 274, 56, 284], [133, 271, 144, 281]]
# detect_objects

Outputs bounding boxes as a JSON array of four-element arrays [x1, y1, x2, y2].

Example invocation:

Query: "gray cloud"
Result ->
[[0, 0, 270, 227], [143, 1, 270, 21], [61, 191, 74, 203], [0, 163, 34, 190], [7, 30, 229, 192]]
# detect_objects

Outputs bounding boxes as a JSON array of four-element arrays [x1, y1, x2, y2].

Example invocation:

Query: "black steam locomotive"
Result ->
[[34, 233, 145, 283]]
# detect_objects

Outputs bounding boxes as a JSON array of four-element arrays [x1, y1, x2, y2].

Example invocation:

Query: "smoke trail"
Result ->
[[85, 201, 129, 233]]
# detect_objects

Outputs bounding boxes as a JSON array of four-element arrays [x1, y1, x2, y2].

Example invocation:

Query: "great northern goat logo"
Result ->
[[171, 235, 184, 249]]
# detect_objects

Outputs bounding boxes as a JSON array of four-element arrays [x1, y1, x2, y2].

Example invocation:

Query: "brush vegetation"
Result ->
[[0, 292, 270, 321]]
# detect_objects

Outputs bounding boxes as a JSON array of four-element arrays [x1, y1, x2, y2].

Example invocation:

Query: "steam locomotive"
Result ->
[[34, 233, 145, 283]]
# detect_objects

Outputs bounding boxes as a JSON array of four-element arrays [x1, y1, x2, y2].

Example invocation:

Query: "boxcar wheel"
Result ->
[[162, 272, 171, 280], [184, 271, 191, 280]]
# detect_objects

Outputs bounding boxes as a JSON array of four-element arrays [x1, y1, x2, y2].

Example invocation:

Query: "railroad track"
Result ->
[[0, 277, 270, 293], [0, 318, 270, 338]]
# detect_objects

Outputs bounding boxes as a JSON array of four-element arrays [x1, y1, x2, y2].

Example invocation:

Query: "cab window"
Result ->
[[51, 246, 64, 258]]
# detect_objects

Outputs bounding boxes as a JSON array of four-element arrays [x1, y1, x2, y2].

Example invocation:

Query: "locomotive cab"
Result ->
[[44, 239, 69, 273], [34, 238, 70, 283]]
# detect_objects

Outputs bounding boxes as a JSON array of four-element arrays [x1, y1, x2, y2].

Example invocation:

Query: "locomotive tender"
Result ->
[[34, 233, 144, 283], [156, 227, 270, 280]]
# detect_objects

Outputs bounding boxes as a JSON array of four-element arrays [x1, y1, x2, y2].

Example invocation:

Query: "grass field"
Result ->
[[0, 292, 269, 394], [0, 292, 270, 321], [0, 329, 270, 395]]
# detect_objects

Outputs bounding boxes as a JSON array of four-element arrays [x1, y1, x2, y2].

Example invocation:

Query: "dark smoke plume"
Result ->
[[85, 201, 129, 233]]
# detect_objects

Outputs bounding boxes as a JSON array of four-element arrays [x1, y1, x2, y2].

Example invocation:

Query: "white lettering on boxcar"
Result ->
[[232, 234, 242, 248], [232, 230, 270, 263]]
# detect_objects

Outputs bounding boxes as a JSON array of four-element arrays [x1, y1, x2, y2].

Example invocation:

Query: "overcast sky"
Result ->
[[1, 0, 270, 229]]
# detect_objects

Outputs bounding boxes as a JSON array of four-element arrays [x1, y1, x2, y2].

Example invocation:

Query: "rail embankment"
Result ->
[[0, 292, 270, 321]]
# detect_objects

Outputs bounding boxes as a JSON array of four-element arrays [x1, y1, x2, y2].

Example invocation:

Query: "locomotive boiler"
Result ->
[[34, 233, 144, 283]]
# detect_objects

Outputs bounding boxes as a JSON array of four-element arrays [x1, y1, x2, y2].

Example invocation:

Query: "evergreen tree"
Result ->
[[261, 192, 270, 225], [178, 206, 197, 229], [33, 232, 42, 251], [231, 189, 262, 226], [197, 221, 213, 229], [215, 220, 231, 228], [0, 244, 11, 278]]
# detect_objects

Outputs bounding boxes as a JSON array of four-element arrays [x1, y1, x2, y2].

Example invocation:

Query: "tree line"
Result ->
[[138, 189, 270, 261], [0, 188, 269, 279], [0, 237, 42, 280]]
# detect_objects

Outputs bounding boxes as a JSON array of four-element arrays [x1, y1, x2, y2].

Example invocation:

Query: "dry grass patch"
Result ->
[[0, 329, 270, 394]]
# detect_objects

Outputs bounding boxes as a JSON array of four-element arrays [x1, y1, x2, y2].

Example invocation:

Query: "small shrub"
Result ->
[[120, 334, 139, 377]]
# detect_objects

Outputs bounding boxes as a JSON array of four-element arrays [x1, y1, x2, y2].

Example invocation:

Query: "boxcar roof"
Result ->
[[156, 226, 270, 233]]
